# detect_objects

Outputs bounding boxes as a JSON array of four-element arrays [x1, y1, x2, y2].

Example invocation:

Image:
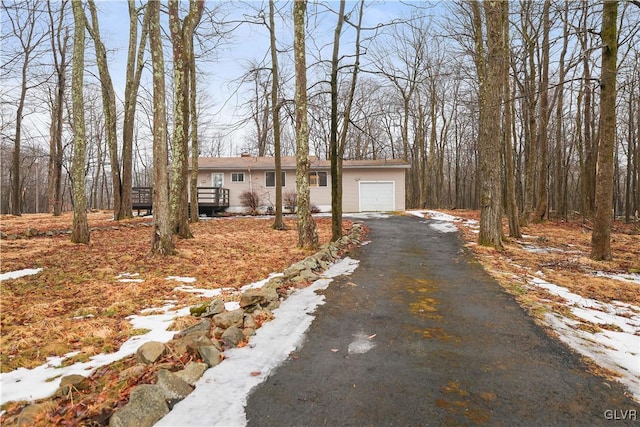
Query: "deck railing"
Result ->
[[131, 187, 229, 214]]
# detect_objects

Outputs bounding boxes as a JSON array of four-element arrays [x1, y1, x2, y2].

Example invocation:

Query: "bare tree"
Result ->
[[85, 0, 122, 221], [168, 0, 204, 239], [533, 0, 551, 222], [472, 0, 505, 249], [270, 0, 285, 230], [121, 0, 151, 220], [3, 0, 48, 216], [149, 0, 176, 255], [45, 0, 69, 216], [293, 0, 318, 249], [329, 0, 346, 241], [70, 0, 89, 244], [591, 0, 618, 260]]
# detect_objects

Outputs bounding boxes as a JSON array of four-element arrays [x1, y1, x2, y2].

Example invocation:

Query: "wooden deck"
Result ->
[[131, 187, 230, 216]]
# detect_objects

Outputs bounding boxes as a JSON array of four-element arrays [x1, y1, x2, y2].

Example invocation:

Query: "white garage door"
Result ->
[[359, 181, 395, 212]]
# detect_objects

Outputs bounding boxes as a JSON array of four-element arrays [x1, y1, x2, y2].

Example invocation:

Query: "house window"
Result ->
[[309, 171, 328, 187], [265, 171, 286, 187], [231, 172, 244, 183]]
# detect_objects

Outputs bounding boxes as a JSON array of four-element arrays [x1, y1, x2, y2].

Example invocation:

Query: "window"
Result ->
[[231, 172, 244, 183], [309, 171, 328, 187], [265, 171, 286, 187]]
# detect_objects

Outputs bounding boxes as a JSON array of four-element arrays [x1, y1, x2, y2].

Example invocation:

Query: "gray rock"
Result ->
[[198, 345, 221, 367], [175, 362, 208, 385], [109, 384, 168, 427], [240, 287, 278, 309], [136, 341, 166, 364], [156, 369, 193, 406], [221, 325, 245, 348], [243, 313, 257, 329], [172, 330, 207, 354], [191, 299, 225, 318], [243, 327, 256, 337], [212, 309, 244, 329], [178, 319, 211, 337], [186, 334, 215, 355]]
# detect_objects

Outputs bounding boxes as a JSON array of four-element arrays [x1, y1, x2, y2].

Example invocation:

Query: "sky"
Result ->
[[1, 212, 638, 423], [88, 0, 444, 153]]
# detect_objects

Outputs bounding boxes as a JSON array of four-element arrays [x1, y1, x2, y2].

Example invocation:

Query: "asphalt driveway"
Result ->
[[245, 214, 639, 426]]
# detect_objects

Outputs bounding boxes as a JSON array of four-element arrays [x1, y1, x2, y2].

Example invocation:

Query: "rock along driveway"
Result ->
[[245, 214, 639, 426]]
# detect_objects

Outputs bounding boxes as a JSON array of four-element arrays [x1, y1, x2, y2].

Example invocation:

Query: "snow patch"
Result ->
[[0, 301, 191, 405], [529, 276, 640, 401], [0, 268, 42, 281], [595, 271, 640, 285], [166, 276, 197, 283], [347, 332, 376, 354], [156, 257, 360, 426]]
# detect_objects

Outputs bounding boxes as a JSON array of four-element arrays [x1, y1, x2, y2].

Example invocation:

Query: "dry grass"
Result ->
[[1, 213, 342, 373]]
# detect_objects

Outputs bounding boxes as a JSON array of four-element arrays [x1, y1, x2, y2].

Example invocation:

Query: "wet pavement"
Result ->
[[245, 214, 639, 426]]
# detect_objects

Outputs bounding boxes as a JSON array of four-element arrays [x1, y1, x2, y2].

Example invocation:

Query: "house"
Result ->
[[193, 155, 410, 213]]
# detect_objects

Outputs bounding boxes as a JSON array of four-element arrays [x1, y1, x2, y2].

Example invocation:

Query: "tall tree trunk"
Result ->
[[554, 1, 569, 219], [46, 1, 68, 217], [270, 0, 285, 230], [473, 0, 504, 249], [121, 1, 151, 220], [189, 38, 199, 223], [86, 0, 122, 221], [533, 0, 551, 222], [330, 0, 345, 240], [149, 0, 176, 255], [70, 0, 89, 244], [293, 0, 318, 249], [10, 47, 28, 216], [168, 0, 203, 238], [591, 0, 618, 260], [336, 0, 364, 230], [503, 5, 520, 238], [581, 1, 596, 217]]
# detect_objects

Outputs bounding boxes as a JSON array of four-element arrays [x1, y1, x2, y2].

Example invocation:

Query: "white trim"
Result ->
[[358, 181, 395, 212], [231, 172, 245, 183]]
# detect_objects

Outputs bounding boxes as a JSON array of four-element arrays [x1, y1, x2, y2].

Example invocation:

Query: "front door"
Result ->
[[212, 173, 223, 188]]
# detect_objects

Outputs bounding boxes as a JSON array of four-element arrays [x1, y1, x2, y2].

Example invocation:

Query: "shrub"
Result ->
[[310, 204, 321, 214], [283, 190, 297, 213], [239, 190, 262, 215]]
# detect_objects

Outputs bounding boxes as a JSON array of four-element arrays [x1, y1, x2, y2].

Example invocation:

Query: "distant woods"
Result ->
[[1, 1, 638, 257]]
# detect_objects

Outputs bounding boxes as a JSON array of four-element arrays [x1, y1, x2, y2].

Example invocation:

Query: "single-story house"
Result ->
[[193, 155, 410, 213]]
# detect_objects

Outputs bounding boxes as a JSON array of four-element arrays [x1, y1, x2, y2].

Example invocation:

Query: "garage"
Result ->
[[359, 181, 395, 212]]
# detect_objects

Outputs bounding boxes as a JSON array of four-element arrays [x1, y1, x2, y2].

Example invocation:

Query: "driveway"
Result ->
[[245, 214, 639, 426]]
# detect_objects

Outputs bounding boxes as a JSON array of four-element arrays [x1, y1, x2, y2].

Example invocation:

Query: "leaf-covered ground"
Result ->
[[436, 210, 640, 307], [1, 212, 339, 374]]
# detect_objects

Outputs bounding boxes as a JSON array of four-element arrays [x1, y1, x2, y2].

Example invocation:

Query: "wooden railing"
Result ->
[[131, 187, 230, 215]]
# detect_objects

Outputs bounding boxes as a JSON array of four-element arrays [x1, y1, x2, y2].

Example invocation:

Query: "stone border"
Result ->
[[41, 222, 363, 427]]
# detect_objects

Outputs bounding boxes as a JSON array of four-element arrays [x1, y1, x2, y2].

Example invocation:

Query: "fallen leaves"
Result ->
[[0, 215, 343, 373]]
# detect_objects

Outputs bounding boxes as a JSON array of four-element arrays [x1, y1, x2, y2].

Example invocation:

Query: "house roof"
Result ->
[[194, 156, 410, 171]]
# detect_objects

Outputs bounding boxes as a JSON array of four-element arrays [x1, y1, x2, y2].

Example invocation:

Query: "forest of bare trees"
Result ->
[[1, 1, 639, 256]]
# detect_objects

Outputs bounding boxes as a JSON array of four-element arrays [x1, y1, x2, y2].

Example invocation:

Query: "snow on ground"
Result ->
[[0, 268, 42, 281], [412, 209, 640, 402], [0, 259, 358, 409], [595, 271, 640, 285], [156, 257, 360, 426]]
